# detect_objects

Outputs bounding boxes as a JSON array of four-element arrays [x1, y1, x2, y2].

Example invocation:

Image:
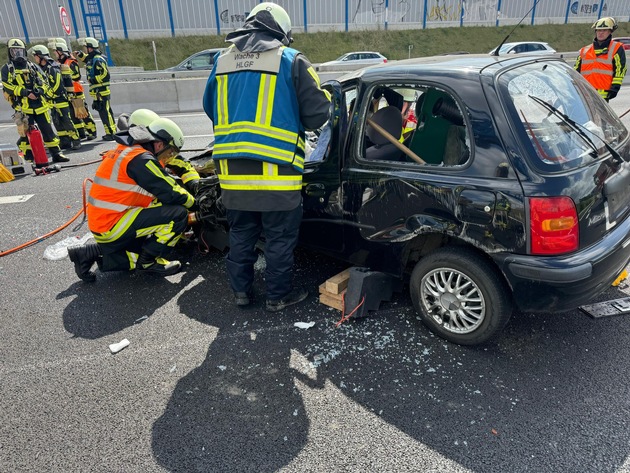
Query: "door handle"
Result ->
[[304, 183, 326, 198]]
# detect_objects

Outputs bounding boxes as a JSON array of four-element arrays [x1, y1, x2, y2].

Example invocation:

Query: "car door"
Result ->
[[300, 81, 346, 253]]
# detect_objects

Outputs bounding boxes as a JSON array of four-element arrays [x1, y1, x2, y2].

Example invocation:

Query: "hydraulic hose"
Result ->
[[0, 177, 92, 258]]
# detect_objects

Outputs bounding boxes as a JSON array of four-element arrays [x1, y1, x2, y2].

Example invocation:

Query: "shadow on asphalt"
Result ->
[[57, 242, 630, 472]]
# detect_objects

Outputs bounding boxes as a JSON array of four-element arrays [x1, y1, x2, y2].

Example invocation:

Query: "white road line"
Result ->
[[0, 194, 34, 204]]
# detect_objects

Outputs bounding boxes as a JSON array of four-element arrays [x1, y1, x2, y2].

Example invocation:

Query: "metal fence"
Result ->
[[1, 0, 628, 43]]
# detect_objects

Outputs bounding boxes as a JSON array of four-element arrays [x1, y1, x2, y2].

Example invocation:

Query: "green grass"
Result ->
[[102, 22, 630, 70]]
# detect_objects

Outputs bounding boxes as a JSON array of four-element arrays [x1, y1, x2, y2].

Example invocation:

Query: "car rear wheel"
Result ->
[[410, 247, 512, 345]]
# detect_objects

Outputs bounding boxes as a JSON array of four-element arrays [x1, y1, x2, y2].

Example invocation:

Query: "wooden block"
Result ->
[[319, 293, 344, 311], [325, 268, 351, 294], [318, 283, 344, 301]]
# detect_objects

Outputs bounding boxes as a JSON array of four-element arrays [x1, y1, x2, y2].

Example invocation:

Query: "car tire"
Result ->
[[410, 247, 513, 345]]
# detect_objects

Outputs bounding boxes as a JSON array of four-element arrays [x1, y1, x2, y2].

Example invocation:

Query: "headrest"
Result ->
[[366, 106, 403, 146]]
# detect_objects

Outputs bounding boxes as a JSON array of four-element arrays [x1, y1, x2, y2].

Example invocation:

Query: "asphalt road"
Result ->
[[1, 95, 630, 472]]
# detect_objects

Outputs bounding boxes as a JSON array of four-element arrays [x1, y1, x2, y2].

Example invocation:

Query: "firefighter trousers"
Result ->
[[225, 205, 302, 300], [92, 205, 188, 272]]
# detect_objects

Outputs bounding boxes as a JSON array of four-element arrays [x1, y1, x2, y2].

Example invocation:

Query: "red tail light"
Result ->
[[529, 196, 579, 255], [383, 59, 387, 63]]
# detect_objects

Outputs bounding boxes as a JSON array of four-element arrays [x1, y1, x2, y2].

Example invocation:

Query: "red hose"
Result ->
[[0, 178, 93, 258]]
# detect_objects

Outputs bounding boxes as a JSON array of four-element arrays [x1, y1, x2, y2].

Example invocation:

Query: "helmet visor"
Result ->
[[10, 48, 25, 59]]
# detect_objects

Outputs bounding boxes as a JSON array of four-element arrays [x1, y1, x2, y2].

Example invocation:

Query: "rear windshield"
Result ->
[[498, 61, 627, 171]]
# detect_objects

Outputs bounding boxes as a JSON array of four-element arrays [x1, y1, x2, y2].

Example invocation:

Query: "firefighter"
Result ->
[[0, 38, 68, 163], [119, 108, 201, 194], [29, 45, 81, 150], [202, 3, 331, 311], [575, 17, 627, 102], [68, 117, 195, 282], [75, 37, 116, 140], [50, 39, 97, 140]]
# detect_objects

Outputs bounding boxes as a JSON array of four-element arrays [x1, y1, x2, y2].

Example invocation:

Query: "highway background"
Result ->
[[0, 86, 630, 472]]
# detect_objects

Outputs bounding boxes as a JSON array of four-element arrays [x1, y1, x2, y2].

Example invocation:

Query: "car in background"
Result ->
[[616, 37, 630, 51], [316, 51, 387, 71], [489, 41, 556, 55], [165, 48, 223, 71]]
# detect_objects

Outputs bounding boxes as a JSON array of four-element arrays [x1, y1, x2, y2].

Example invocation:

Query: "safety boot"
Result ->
[[101, 134, 115, 141], [52, 152, 70, 163], [266, 287, 308, 312], [71, 140, 82, 150], [68, 243, 102, 282], [136, 252, 181, 276]]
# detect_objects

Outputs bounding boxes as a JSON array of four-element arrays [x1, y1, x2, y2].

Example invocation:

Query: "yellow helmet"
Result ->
[[129, 108, 160, 127], [592, 17, 617, 31]]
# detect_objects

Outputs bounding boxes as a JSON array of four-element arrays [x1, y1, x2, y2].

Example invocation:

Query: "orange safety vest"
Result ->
[[579, 41, 622, 91], [87, 144, 154, 233]]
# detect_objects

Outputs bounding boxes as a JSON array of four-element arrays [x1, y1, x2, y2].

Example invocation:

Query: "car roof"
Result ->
[[337, 53, 561, 81]]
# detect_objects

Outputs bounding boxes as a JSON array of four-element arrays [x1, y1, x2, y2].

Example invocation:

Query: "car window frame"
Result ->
[[353, 81, 472, 170]]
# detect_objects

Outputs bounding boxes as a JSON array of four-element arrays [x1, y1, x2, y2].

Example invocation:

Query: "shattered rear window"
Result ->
[[499, 61, 627, 170]]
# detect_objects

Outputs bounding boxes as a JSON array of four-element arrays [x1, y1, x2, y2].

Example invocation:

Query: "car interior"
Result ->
[[362, 85, 470, 166]]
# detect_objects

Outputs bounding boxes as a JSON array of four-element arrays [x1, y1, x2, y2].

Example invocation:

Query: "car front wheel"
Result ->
[[410, 247, 512, 345]]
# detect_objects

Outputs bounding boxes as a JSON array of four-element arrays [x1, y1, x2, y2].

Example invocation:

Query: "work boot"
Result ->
[[84, 133, 96, 141], [59, 138, 72, 150], [137, 255, 181, 276], [233, 290, 253, 307], [52, 153, 70, 163], [101, 134, 115, 141], [71, 140, 82, 150], [266, 287, 308, 312], [68, 243, 102, 282]]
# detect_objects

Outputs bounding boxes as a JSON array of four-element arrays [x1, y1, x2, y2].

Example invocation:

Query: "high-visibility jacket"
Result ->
[[42, 61, 72, 108], [0, 61, 51, 114], [208, 45, 306, 177], [578, 41, 623, 94], [85, 52, 111, 98], [87, 145, 154, 233]]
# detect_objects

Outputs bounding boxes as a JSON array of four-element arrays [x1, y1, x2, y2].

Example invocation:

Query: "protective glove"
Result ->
[[606, 90, 618, 100]]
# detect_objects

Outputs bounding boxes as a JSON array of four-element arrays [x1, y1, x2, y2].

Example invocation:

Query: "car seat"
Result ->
[[409, 89, 466, 165], [365, 106, 404, 161]]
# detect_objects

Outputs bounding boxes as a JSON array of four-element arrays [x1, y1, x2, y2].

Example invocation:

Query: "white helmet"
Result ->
[[129, 108, 160, 127], [148, 117, 184, 151], [592, 17, 617, 31], [247, 2, 292, 43]]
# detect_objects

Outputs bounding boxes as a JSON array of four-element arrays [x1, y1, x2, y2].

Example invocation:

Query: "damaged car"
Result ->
[[195, 53, 630, 345]]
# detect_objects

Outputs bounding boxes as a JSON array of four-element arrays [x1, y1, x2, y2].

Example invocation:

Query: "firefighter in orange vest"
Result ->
[[575, 17, 627, 102], [68, 115, 195, 282]]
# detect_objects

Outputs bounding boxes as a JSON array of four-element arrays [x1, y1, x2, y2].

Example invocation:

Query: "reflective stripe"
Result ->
[[92, 175, 144, 192], [92, 207, 143, 243], [217, 74, 228, 127], [256, 73, 276, 126], [218, 175, 302, 191], [214, 121, 298, 143], [213, 141, 299, 166], [88, 195, 135, 212]]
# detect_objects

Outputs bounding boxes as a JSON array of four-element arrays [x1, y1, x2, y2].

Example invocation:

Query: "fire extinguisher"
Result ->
[[27, 125, 49, 168]]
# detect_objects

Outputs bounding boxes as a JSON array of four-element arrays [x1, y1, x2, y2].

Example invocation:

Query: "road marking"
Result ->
[[0, 194, 34, 204]]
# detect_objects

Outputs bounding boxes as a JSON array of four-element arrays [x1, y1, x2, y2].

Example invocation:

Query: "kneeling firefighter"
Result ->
[[68, 116, 195, 282]]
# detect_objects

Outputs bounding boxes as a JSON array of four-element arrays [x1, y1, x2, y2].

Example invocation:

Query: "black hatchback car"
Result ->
[[295, 54, 630, 345]]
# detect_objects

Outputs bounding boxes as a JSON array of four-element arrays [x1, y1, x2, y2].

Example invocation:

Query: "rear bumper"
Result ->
[[494, 215, 630, 312]]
